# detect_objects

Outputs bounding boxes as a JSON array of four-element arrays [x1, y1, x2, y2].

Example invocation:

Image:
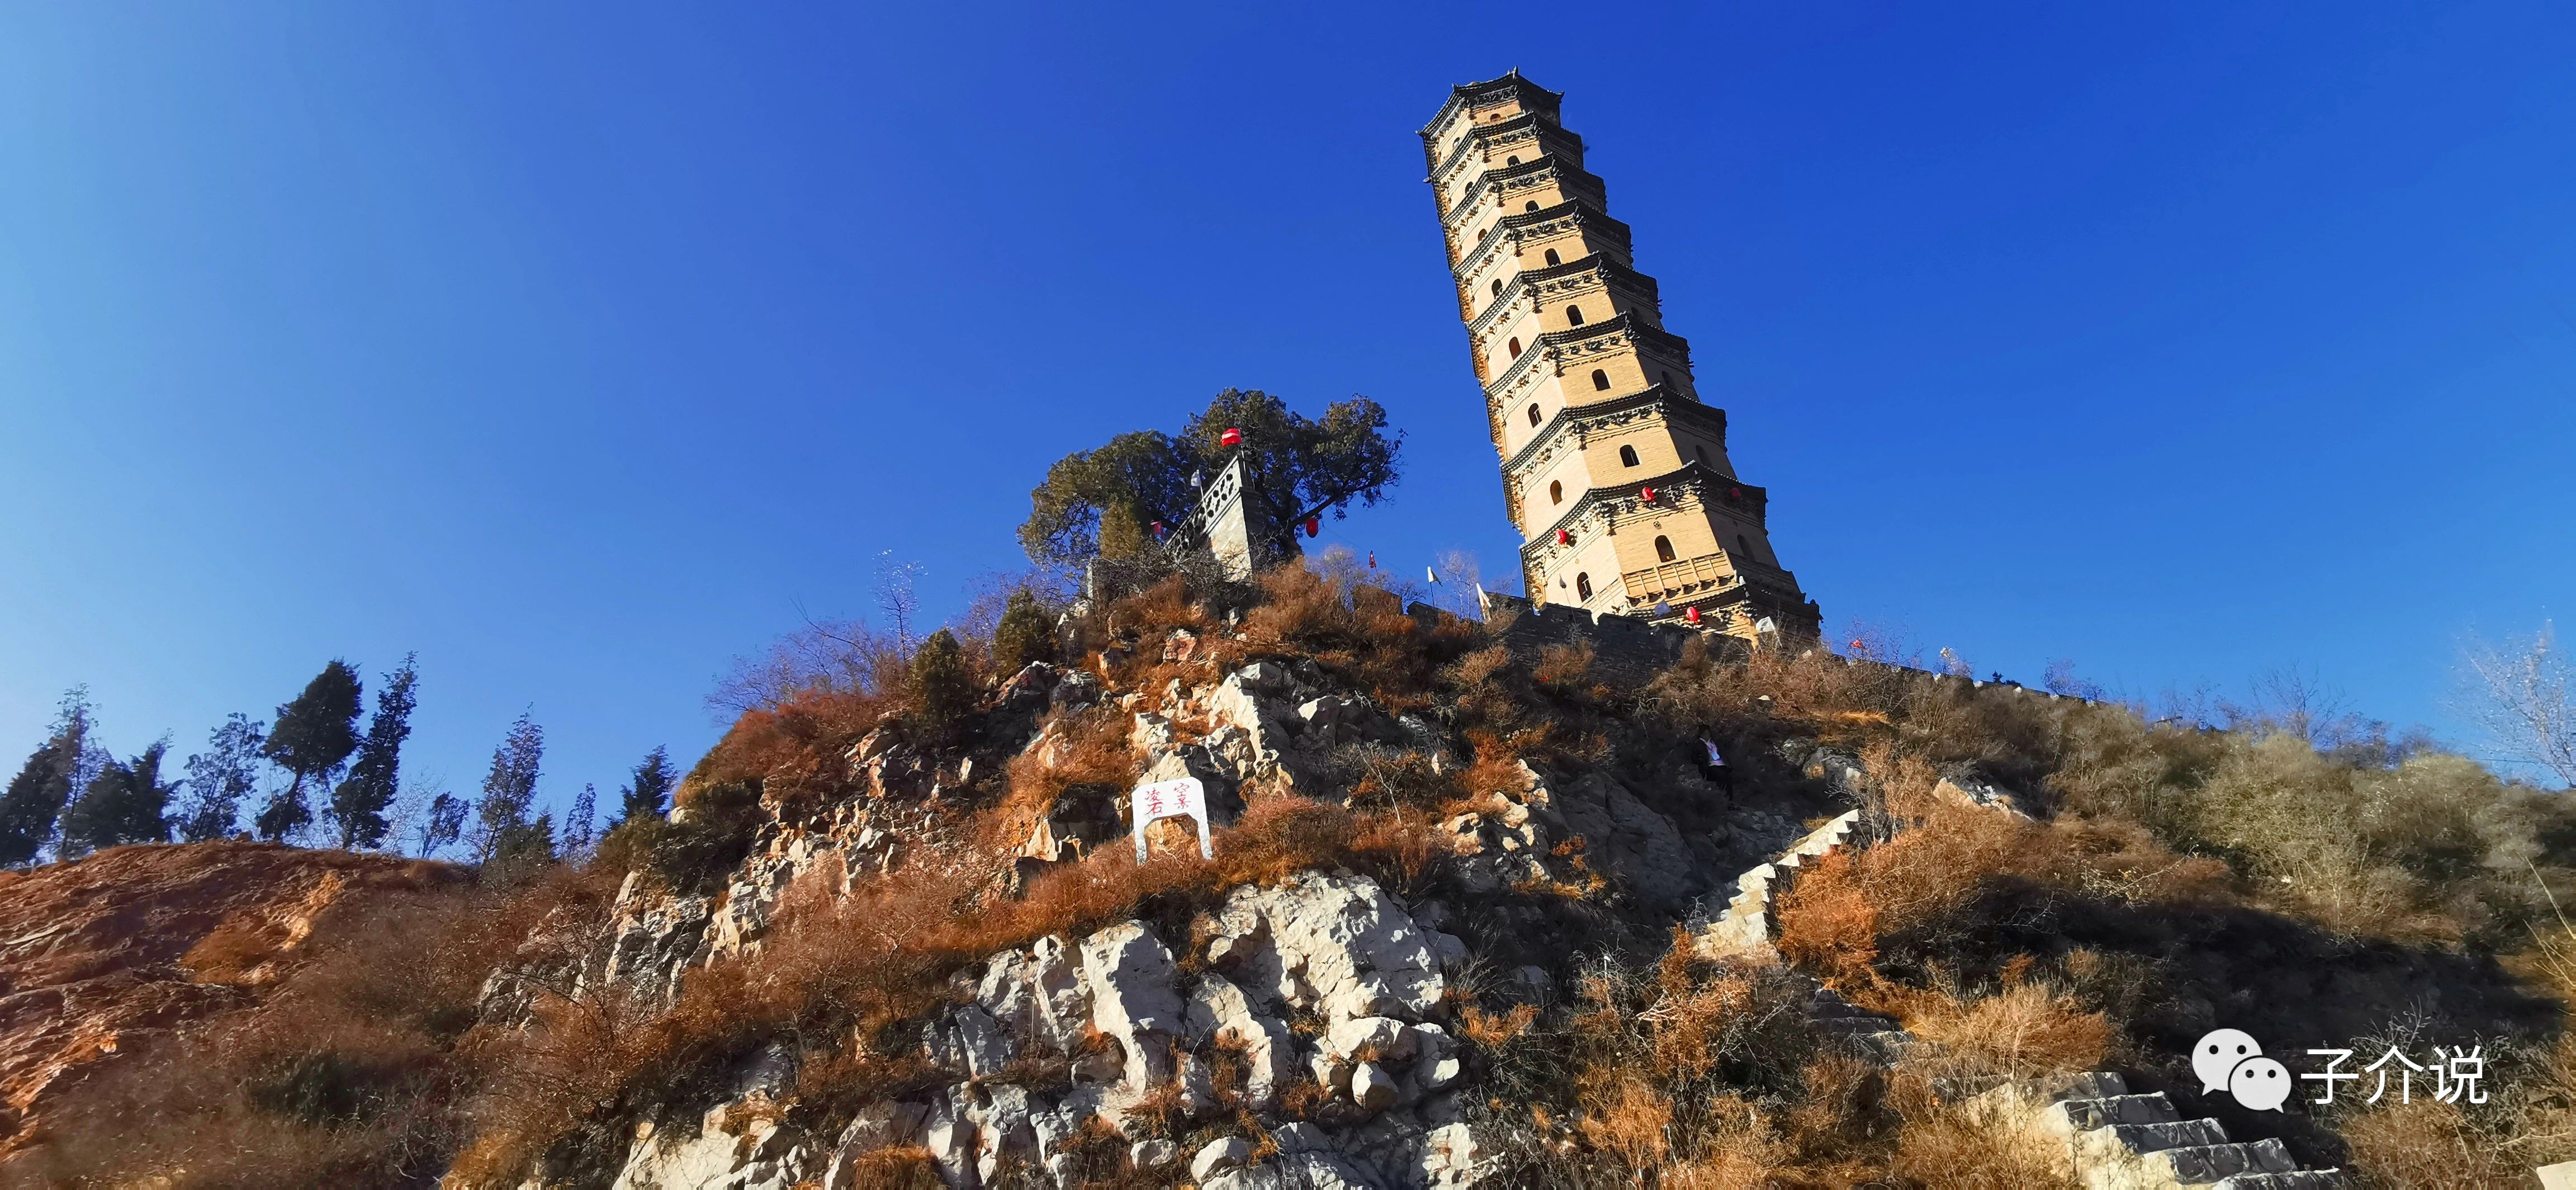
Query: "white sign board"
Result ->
[[1131, 776, 1214, 862]]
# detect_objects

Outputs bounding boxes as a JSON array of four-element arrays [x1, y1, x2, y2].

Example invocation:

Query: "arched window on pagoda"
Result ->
[[1591, 369, 1610, 390], [1507, 155, 1521, 166], [1549, 480, 1563, 504], [1507, 337, 1522, 358], [1656, 535, 1677, 563], [1575, 573, 1593, 601], [1526, 403, 1541, 427], [1543, 249, 1561, 266], [1619, 445, 1639, 468], [1565, 305, 1585, 326], [1524, 200, 1539, 212], [1490, 279, 1503, 296]]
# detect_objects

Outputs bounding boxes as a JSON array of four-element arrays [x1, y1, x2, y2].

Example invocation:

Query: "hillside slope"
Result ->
[[0, 843, 462, 1162], [8, 567, 2573, 1188]]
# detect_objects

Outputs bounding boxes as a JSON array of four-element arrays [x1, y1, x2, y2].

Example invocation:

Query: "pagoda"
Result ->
[[1422, 72, 1820, 641]]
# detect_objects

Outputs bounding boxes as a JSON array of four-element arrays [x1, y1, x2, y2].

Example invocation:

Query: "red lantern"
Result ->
[[1729, 488, 1742, 500], [1685, 606, 1702, 624], [1640, 486, 1656, 504], [1556, 528, 1571, 545], [1304, 515, 1320, 537], [1220, 427, 1243, 447]]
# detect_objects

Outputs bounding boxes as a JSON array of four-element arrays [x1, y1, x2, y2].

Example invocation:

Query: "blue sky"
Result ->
[[3, 3, 2572, 825]]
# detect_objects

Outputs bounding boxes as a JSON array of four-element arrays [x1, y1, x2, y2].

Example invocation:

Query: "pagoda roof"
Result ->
[[1419, 69, 1564, 140]]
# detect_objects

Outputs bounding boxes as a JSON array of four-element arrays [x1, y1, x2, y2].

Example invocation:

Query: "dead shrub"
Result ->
[[1883, 1068, 2078, 1188], [2340, 1098, 2524, 1188], [1897, 981, 2113, 1082]]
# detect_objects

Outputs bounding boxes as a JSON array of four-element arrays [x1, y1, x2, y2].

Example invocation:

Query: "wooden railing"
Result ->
[[1622, 556, 1732, 602]]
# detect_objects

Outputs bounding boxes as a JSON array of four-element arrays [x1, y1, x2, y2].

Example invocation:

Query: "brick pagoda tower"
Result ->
[[1422, 72, 1820, 641]]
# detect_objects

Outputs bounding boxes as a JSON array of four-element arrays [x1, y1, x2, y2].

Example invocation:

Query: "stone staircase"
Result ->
[[1981, 1072, 2342, 1189], [1694, 808, 1865, 958]]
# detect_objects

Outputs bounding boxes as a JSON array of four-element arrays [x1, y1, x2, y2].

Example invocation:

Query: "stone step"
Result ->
[[2043, 1071, 2129, 1103], [2141, 1138, 2297, 1185], [1806, 1013, 1905, 1035], [2212, 1172, 2342, 1189], [2071, 1118, 2229, 1161], [2042, 1092, 2181, 1132]]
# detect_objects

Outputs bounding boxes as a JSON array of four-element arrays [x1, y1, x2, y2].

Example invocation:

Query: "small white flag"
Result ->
[[1426, 565, 1439, 585]]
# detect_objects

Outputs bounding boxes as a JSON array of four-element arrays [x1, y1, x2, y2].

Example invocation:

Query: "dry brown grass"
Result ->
[[1237, 565, 1478, 712], [20, 862, 611, 1189], [2340, 1098, 2525, 1188], [1882, 1068, 2079, 1189], [1897, 981, 2114, 1082], [448, 788, 1452, 1182]]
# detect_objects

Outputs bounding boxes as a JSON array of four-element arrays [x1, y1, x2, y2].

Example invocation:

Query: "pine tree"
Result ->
[[908, 629, 976, 744], [470, 713, 543, 867], [562, 784, 598, 854], [330, 655, 418, 849], [179, 714, 265, 842], [418, 792, 466, 858], [615, 747, 675, 825], [993, 590, 1055, 673], [258, 661, 364, 842], [59, 740, 176, 856], [0, 688, 94, 867]]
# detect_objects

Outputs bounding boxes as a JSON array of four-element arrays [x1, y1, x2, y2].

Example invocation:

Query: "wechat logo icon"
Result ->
[[2195, 1028, 2290, 1111]]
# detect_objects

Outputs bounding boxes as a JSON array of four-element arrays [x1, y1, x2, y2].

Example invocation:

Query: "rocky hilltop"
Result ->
[[6, 568, 2570, 1187]]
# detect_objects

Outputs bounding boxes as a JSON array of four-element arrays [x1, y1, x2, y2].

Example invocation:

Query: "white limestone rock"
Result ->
[[925, 1003, 1015, 1079], [1208, 872, 1447, 1025], [820, 1102, 927, 1190], [1186, 971, 1296, 1107], [1193, 1136, 1255, 1180], [1077, 921, 1183, 1089], [1351, 1061, 1399, 1111], [972, 934, 1092, 1054], [1326, 1015, 1416, 1063]]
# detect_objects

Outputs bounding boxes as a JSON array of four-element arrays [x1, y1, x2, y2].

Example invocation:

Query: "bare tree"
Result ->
[[874, 551, 926, 654], [2463, 622, 2576, 788], [2226, 666, 2376, 750], [707, 616, 907, 717], [1429, 549, 1484, 620]]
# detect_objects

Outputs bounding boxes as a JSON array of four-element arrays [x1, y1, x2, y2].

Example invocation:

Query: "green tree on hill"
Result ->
[[993, 590, 1055, 673], [1018, 388, 1403, 568], [330, 655, 418, 849], [178, 713, 266, 842], [471, 712, 546, 868], [908, 629, 976, 744], [59, 740, 177, 856], [614, 746, 675, 826], [0, 688, 96, 867], [258, 660, 364, 841]]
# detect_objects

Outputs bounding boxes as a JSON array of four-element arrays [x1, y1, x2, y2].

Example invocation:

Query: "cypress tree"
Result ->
[[0, 689, 93, 867], [471, 713, 544, 866], [258, 661, 364, 842], [908, 629, 976, 743], [562, 784, 597, 853], [178, 714, 265, 842], [993, 591, 1055, 673], [418, 792, 466, 858], [615, 746, 675, 825], [330, 655, 418, 849], [60, 740, 176, 856]]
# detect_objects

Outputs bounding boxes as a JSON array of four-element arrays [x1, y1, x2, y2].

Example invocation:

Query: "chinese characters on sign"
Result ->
[[1130, 776, 1213, 863]]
